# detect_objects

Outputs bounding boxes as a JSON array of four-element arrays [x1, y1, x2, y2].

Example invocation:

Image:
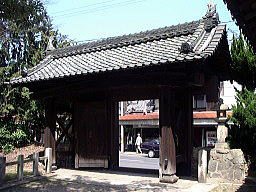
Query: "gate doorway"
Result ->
[[119, 99, 160, 170]]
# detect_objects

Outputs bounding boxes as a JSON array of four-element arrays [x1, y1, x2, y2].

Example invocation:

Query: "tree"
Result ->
[[228, 33, 256, 175], [228, 89, 256, 175], [230, 32, 256, 91], [0, 0, 73, 152]]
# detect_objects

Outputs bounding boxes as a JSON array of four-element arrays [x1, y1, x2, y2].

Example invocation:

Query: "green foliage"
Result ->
[[0, 122, 29, 150], [228, 89, 256, 151], [227, 89, 256, 175], [230, 32, 256, 91], [2, 143, 14, 154], [0, 0, 73, 150], [229, 31, 256, 175]]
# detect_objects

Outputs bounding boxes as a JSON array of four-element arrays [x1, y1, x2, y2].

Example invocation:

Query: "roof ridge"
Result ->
[[47, 20, 202, 58]]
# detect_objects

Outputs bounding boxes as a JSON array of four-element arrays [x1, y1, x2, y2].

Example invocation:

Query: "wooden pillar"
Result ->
[[184, 88, 193, 175], [108, 97, 119, 169], [44, 99, 56, 164], [17, 154, 24, 181], [159, 86, 178, 183], [33, 152, 39, 176]]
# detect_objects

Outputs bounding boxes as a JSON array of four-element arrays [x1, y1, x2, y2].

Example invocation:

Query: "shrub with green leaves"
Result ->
[[2, 144, 14, 154]]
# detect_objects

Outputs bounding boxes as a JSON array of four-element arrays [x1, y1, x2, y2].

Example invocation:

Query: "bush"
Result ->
[[2, 143, 14, 154], [0, 121, 30, 151], [227, 88, 256, 175]]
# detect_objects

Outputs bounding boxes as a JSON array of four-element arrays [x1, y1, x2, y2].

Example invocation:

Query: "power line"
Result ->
[[52, 0, 147, 19], [221, 20, 235, 24], [53, 0, 146, 18], [51, 0, 119, 15]]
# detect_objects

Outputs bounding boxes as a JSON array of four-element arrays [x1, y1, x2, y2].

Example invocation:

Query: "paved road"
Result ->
[[119, 153, 159, 170]]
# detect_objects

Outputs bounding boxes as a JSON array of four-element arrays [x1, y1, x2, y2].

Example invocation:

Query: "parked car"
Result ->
[[141, 139, 159, 158]]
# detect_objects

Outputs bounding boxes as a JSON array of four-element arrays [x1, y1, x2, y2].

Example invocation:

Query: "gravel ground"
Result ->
[[2, 169, 217, 192]]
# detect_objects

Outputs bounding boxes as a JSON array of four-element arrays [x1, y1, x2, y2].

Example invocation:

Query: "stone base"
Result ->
[[208, 149, 247, 181], [160, 174, 179, 183]]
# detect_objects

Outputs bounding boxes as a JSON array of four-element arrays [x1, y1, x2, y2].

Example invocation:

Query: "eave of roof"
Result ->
[[223, 0, 256, 52]]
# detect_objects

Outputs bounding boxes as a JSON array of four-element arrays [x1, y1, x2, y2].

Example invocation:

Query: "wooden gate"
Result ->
[[74, 100, 109, 168]]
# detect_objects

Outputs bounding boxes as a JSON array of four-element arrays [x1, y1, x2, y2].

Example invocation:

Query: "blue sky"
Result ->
[[45, 0, 238, 43]]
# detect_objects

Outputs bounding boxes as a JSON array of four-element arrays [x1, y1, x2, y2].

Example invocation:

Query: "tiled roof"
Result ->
[[10, 7, 226, 85], [119, 111, 232, 121]]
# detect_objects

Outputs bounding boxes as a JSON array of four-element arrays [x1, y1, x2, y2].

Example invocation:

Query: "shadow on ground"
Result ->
[[210, 177, 256, 192], [1, 174, 180, 192]]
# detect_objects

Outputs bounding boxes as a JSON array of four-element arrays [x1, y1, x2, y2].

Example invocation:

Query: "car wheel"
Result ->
[[148, 150, 155, 158]]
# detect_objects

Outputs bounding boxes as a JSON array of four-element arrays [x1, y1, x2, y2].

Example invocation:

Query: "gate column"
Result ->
[[44, 99, 57, 164], [159, 86, 178, 183]]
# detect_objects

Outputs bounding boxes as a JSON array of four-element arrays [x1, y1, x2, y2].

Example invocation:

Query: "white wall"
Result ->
[[220, 81, 241, 109]]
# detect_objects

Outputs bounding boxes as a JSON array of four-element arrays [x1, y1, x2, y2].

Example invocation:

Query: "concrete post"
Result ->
[[17, 154, 24, 181], [33, 152, 39, 176], [45, 148, 52, 173], [0, 156, 6, 185], [198, 149, 207, 183]]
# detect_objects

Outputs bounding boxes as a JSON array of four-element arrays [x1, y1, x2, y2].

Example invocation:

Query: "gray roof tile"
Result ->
[[11, 14, 226, 85]]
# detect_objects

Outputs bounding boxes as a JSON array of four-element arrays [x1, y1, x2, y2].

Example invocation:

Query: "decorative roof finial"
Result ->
[[46, 36, 55, 52], [206, 1, 216, 17], [204, 1, 219, 31]]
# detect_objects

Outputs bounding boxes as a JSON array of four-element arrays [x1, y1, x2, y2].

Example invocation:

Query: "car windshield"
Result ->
[[153, 139, 160, 145]]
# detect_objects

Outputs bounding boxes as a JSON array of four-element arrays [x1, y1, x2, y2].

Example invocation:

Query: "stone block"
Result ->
[[207, 148, 246, 181], [210, 151, 217, 160], [208, 160, 217, 172], [212, 172, 221, 178], [224, 160, 234, 170], [234, 169, 244, 180], [232, 156, 244, 164], [230, 149, 243, 157], [227, 170, 234, 180], [226, 153, 233, 160]]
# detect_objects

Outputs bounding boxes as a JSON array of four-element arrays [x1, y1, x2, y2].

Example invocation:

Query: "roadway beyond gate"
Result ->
[[119, 153, 159, 170]]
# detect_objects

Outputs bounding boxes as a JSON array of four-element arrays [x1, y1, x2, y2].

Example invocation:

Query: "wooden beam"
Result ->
[[30, 68, 190, 100], [56, 118, 73, 147]]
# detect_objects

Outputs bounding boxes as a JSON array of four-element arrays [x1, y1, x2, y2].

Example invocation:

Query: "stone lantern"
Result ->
[[214, 104, 229, 150]]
